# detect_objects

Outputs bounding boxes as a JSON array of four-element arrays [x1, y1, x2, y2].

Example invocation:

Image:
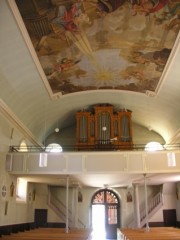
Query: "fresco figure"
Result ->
[[52, 3, 83, 32], [131, 0, 169, 16], [14, 0, 180, 95], [54, 58, 80, 73], [97, 0, 125, 14]]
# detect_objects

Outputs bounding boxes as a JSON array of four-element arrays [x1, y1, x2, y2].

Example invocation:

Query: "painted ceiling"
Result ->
[[15, 0, 180, 96]]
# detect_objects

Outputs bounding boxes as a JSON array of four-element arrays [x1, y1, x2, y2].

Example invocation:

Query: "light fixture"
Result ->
[[55, 127, 59, 133], [102, 126, 107, 131]]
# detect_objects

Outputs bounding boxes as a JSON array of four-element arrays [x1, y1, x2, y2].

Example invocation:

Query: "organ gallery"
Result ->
[[76, 104, 133, 150]]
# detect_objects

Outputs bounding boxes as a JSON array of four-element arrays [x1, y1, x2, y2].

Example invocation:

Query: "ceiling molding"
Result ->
[[155, 31, 180, 95], [8, 0, 57, 100], [166, 128, 180, 145], [0, 99, 42, 147]]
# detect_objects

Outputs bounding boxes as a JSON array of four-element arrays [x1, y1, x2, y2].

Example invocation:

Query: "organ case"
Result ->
[[76, 104, 133, 150]]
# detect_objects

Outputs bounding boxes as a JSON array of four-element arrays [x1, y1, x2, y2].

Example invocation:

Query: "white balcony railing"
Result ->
[[6, 150, 180, 175]]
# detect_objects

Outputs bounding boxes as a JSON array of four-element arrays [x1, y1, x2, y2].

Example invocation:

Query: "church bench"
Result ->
[[119, 227, 180, 240]]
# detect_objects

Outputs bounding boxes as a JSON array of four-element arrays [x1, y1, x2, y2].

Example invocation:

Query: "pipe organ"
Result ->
[[76, 104, 133, 150]]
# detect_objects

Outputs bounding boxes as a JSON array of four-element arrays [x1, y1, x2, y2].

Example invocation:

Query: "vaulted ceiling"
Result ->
[[0, 0, 180, 147]]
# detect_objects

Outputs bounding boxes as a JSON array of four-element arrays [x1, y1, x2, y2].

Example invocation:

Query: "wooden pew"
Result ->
[[0, 228, 91, 240], [120, 227, 180, 240]]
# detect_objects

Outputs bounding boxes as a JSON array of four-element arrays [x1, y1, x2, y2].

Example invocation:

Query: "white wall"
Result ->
[[33, 183, 64, 223], [49, 184, 163, 228], [0, 152, 35, 226], [175, 182, 180, 221], [45, 122, 165, 148], [149, 183, 177, 223], [0, 157, 178, 228]]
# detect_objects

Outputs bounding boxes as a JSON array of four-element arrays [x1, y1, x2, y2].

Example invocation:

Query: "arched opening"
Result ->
[[19, 140, 28, 152], [45, 143, 63, 152], [145, 141, 164, 151], [91, 189, 120, 239]]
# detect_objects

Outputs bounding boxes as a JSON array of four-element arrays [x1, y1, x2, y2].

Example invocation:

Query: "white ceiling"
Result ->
[[0, 0, 180, 145], [0, 0, 180, 187], [16, 172, 180, 188]]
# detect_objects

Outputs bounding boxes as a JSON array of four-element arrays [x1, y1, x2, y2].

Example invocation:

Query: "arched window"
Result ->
[[45, 143, 62, 152], [92, 189, 119, 204], [19, 140, 28, 152], [91, 189, 120, 239], [145, 141, 164, 151]]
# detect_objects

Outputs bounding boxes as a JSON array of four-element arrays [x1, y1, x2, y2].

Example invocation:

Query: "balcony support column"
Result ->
[[66, 175, 69, 233], [144, 174, 150, 232], [133, 183, 141, 228], [72, 184, 79, 228]]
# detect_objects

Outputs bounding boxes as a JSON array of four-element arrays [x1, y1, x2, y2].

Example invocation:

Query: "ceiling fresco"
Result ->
[[15, 0, 180, 95]]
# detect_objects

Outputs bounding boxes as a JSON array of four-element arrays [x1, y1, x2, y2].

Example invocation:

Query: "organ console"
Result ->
[[76, 104, 133, 150]]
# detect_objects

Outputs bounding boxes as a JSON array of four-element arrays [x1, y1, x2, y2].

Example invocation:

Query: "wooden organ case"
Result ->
[[76, 104, 133, 150]]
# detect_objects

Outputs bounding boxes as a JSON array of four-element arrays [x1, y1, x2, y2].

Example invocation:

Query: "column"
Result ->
[[65, 175, 69, 233], [133, 183, 141, 228], [72, 184, 79, 228], [144, 174, 150, 232]]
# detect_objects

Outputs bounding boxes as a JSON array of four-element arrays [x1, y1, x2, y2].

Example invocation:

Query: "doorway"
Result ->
[[92, 205, 106, 239], [163, 209, 177, 227], [34, 209, 47, 227], [91, 189, 120, 239]]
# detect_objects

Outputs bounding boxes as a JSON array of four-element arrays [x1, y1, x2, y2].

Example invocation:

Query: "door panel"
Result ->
[[106, 205, 118, 239], [163, 209, 177, 227], [34, 209, 47, 227]]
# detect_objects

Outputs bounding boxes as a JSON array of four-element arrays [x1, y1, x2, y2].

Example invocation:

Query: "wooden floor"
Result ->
[[0, 228, 92, 240], [120, 227, 180, 240]]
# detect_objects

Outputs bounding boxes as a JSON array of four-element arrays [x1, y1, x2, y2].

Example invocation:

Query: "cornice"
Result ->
[[0, 99, 42, 147]]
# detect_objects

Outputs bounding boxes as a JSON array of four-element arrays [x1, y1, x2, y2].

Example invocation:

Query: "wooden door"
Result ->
[[163, 209, 177, 227], [34, 209, 47, 227], [105, 204, 119, 239]]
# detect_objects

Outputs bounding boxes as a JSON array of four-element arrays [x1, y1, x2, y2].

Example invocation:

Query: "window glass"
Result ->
[[16, 178, 27, 202], [19, 140, 28, 152], [45, 143, 62, 152], [145, 142, 163, 151]]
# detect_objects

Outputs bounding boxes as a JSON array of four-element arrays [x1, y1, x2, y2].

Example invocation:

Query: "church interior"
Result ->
[[0, 0, 180, 239]]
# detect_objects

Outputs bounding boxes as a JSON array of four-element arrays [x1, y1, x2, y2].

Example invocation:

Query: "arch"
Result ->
[[145, 141, 164, 151], [91, 188, 120, 239], [91, 188, 120, 204], [45, 143, 63, 152], [19, 140, 28, 152]]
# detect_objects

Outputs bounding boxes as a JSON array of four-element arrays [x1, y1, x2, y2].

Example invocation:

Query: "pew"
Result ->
[[0, 228, 91, 240], [119, 227, 180, 240]]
